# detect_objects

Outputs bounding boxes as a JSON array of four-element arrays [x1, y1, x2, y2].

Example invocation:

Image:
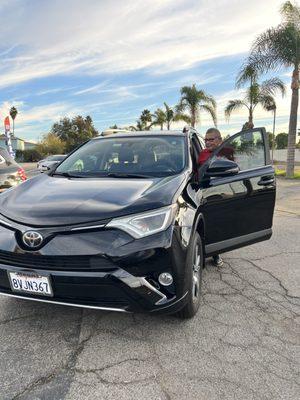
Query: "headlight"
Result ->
[[106, 205, 177, 239]]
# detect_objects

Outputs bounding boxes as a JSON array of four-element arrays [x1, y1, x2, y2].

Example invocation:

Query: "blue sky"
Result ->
[[0, 0, 293, 141]]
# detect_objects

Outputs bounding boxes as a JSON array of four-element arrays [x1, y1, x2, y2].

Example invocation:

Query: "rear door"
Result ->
[[199, 128, 276, 256]]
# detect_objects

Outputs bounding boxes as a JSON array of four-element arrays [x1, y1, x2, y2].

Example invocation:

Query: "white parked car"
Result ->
[[37, 155, 66, 172]]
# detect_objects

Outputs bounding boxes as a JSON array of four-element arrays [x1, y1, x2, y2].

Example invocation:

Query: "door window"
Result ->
[[215, 130, 266, 171]]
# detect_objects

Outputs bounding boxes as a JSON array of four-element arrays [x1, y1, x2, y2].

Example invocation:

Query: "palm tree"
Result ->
[[243, 1, 300, 177], [130, 109, 153, 131], [265, 102, 277, 162], [9, 107, 18, 137], [163, 102, 175, 129], [151, 108, 166, 130], [129, 120, 144, 131], [176, 84, 217, 128], [140, 109, 152, 130], [225, 67, 285, 125]]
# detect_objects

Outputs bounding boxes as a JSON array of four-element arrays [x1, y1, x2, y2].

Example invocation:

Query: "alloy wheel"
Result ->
[[192, 244, 201, 303]]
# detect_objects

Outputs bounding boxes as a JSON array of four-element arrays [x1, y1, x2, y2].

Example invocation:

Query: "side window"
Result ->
[[191, 136, 202, 170], [215, 130, 266, 171]]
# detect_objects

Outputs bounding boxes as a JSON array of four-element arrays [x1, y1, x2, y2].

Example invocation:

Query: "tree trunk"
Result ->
[[167, 121, 170, 130], [12, 119, 15, 137], [286, 67, 299, 178], [271, 108, 276, 164], [248, 108, 253, 126], [191, 111, 196, 128]]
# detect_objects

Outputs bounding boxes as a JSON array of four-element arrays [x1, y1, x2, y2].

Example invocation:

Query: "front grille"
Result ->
[[0, 250, 116, 271]]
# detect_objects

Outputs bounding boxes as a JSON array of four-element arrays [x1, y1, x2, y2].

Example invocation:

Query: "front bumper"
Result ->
[[0, 264, 187, 314], [0, 226, 189, 314]]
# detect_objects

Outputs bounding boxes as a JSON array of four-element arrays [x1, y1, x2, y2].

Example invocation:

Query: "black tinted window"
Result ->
[[56, 136, 186, 177], [215, 130, 265, 171]]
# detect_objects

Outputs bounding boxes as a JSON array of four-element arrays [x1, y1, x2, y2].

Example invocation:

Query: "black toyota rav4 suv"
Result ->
[[0, 128, 275, 318]]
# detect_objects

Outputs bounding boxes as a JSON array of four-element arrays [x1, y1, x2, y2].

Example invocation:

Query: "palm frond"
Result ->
[[236, 65, 259, 89], [197, 90, 217, 108], [249, 25, 299, 71], [258, 94, 277, 111], [280, 1, 300, 26], [200, 104, 217, 126], [260, 77, 286, 97], [224, 100, 246, 121], [173, 113, 191, 124]]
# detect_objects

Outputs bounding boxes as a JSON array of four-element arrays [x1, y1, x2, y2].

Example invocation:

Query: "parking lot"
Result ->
[[0, 173, 299, 400]]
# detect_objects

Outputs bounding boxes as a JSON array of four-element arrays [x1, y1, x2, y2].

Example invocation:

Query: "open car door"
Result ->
[[199, 128, 276, 256]]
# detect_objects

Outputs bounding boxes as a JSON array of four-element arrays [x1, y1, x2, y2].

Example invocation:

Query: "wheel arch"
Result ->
[[192, 212, 206, 244]]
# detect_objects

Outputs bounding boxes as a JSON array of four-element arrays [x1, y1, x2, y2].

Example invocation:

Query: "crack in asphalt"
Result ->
[[221, 260, 300, 318], [0, 313, 39, 326], [275, 208, 300, 217], [3, 209, 300, 400], [10, 310, 85, 400], [226, 257, 300, 311]]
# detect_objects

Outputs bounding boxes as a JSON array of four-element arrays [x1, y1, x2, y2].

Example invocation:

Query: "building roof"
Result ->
[[0, 134, 23, 141], [0, 135, 37, 144], [94, 130, 188, 140]]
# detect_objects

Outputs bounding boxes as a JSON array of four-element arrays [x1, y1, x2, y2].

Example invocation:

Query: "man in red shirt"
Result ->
[[198, 128, 234, 165], [198, 128, 229, 268]]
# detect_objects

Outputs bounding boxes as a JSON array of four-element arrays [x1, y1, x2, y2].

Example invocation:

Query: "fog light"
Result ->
[[158, 272, 173, 286]]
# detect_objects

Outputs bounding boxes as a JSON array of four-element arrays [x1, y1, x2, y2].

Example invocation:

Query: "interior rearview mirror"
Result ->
[[205, 158, 239, 178]]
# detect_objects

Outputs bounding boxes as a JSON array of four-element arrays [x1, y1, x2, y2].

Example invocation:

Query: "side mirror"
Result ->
[[46, 162, 60, 173], [205, 158, 239, 178]]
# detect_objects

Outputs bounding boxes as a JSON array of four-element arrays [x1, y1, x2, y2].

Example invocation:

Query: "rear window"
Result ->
[[56, 136, 186, 177]]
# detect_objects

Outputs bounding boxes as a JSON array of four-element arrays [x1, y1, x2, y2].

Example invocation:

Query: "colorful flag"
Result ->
[[4, 116, 15, 158]]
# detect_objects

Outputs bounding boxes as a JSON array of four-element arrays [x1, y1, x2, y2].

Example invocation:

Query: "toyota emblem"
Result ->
[[22, 231, 43, 248]]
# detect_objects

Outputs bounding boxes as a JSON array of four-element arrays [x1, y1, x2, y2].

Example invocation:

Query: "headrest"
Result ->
[[119, 146, 134, 162]]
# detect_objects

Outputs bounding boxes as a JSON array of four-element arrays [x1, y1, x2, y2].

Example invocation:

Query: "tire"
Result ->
[[177, 232, 204, 319]]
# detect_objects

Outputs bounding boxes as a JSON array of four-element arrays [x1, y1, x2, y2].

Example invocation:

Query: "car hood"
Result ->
[[0, 173, 187, 227]]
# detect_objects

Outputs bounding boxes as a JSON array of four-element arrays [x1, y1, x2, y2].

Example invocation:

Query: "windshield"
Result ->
[[55, 136, 186, 178]]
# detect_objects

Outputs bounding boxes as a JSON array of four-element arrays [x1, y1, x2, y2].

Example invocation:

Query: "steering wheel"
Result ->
[[152, 160, 177, 172]]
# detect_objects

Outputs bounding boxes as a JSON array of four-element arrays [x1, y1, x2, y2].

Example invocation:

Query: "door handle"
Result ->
[[257, 177, 275, 186]]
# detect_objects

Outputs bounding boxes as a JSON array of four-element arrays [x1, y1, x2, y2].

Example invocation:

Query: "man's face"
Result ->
[[205, 132, 222, 151]]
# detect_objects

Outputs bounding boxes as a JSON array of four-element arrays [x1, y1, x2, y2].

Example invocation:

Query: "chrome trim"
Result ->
[[0, 291, 129, 313], [140, 277, 167, 305], [71, 224, 105, 231], [0, 219, 12, 228], [117, 273, 167, 305]]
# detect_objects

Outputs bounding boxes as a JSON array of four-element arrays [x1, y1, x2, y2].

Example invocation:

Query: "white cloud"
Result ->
[[0, 0, 283, 88], [0, 100, 84, 139]]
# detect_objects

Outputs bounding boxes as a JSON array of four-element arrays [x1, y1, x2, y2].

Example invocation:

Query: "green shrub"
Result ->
[[16, 149, 44, 163]]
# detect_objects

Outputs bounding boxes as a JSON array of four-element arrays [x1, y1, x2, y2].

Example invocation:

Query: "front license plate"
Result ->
[[8, 271, 53, 297]]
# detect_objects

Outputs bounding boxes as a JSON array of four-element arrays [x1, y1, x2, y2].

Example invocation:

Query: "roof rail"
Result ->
[[182, 126, 199, 134]]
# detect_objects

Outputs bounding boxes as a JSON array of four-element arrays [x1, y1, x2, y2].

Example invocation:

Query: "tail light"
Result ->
[[17, 168, 27, 182]]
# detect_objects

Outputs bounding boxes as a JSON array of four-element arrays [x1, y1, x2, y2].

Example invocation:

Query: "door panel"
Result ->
[[198, 128, 276, 255]]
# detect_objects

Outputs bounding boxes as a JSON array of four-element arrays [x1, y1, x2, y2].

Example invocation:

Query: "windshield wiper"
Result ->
[[106, 173, 151, 179], [51, 172, 84, 178]]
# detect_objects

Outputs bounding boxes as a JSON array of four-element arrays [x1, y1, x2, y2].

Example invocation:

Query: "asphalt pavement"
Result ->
[[0, 174, 299, 400]]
